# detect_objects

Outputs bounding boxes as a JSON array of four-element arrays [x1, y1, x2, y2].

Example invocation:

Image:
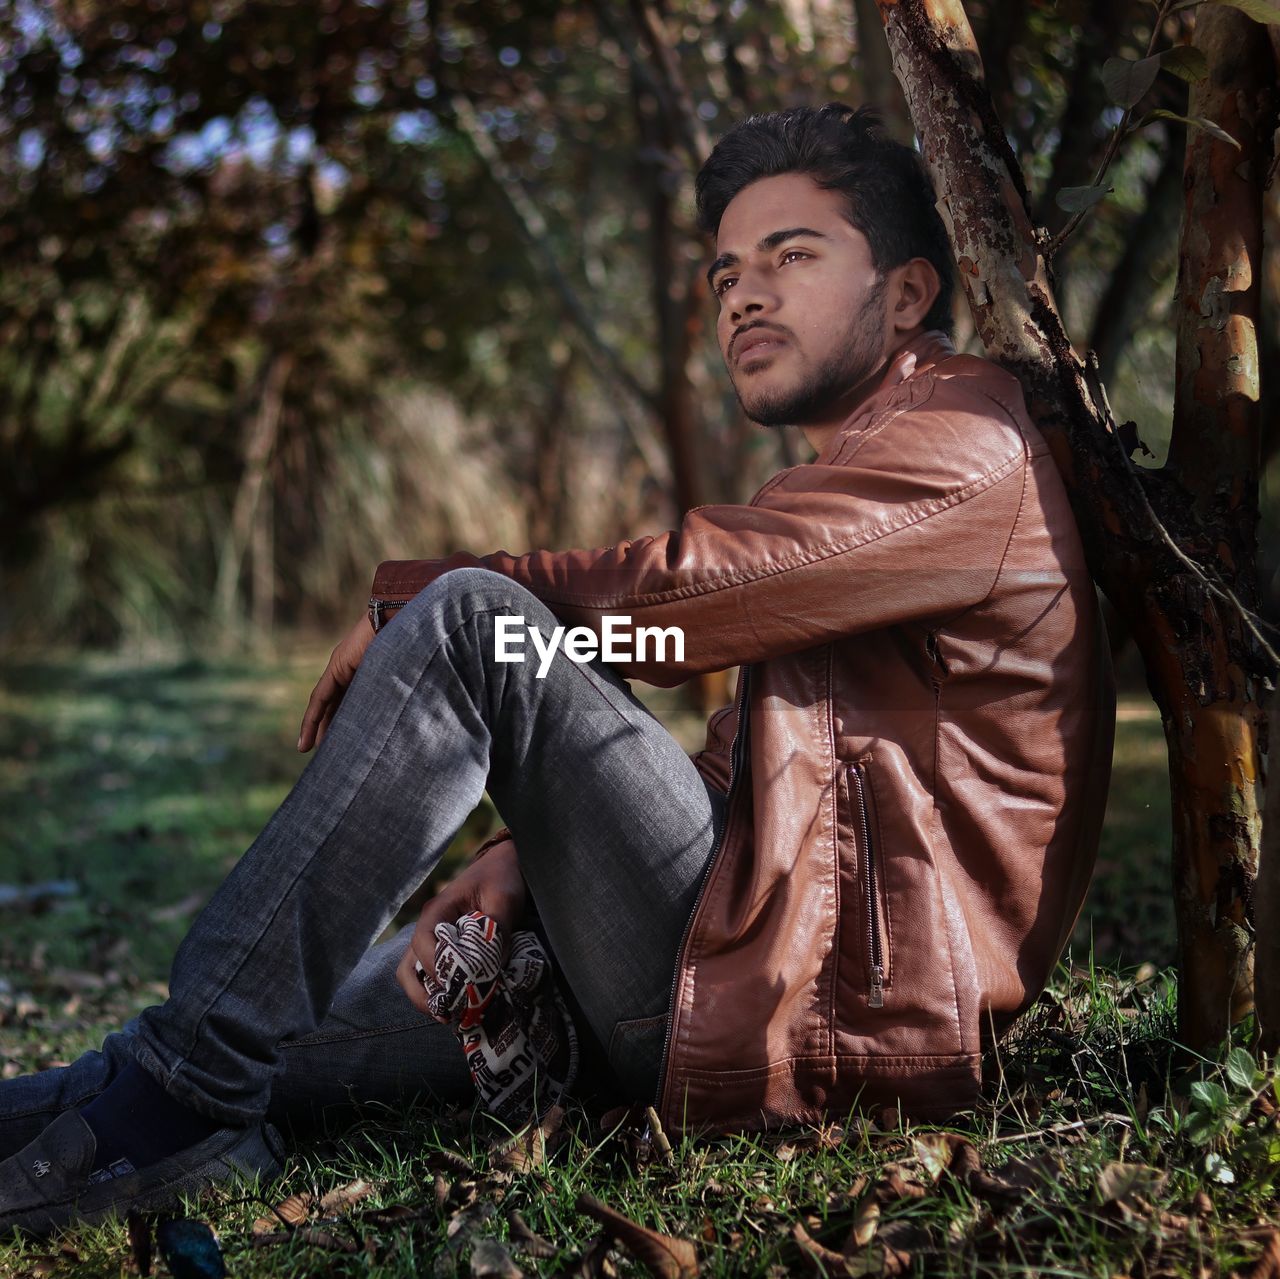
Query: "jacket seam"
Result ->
[[827, 377, 938, 465], [680, 1051, 982, 1081], [826, 644, 838, 1057], [975, 434, 1031, 615], [501, 451, 1025, 612]]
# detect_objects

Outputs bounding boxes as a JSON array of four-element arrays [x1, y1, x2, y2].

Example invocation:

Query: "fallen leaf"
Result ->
[[912, 1132, 963, 1182], [508, 1208, 558, 1259], [575, 1192, 698, 1279], [435, 1201, 501, 1276], [430, 1146, 476, 1176], [792, 1220, 849, 1274], [292, 1228, 359, 1253], [922, 1134, 1043, 1203], [491, 1104, 568, 1173], [875, 1166, 926, 1202], [1245, 1232, 1280, 1279], [251, 1191, 314, 1234], [559, 1231, 617, 1278], [360, 1204, 429, 1226], [318, 1178, 375, 1215], [470, 1236, 524, 1277], [847, 1200, 880, 1249], [1096, 1162, 1164, 1209], [248, 1232, 292, 1249]]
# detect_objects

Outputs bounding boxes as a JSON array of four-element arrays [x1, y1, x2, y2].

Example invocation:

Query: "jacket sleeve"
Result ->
[[369, 390, 1029, 686]]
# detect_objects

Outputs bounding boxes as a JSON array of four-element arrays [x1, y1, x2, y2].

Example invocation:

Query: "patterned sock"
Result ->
[[79, 1060, 222, 1176]]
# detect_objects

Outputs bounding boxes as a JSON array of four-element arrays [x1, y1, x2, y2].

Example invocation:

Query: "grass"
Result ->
[[1, 648, 1276, 1277]]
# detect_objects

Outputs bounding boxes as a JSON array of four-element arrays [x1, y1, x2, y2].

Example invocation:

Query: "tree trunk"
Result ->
[[214, 351, 293, 638], [873, 0, 1276, 1050], [1258, 687, 1280, 1050], [1162, 3, 1271, 1043]]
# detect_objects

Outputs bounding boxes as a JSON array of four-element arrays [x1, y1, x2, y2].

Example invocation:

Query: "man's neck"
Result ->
[[798, 327, 927, 456]]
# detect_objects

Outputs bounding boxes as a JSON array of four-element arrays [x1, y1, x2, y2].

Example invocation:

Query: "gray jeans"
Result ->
[[0, 569, 725, 1151]]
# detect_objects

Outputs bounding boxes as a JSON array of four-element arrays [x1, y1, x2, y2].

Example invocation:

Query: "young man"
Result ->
[[0, 103, 1113, 1235]]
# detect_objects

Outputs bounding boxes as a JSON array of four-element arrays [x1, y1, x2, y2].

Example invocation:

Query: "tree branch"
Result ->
[[446, 94, 662, 422]]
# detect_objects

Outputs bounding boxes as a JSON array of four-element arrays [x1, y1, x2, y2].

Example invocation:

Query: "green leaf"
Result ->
[[1102, 54, 1162, 108], [1205, 1152, 1237, 1184], [1208, 0, 1280, 24], [1139, 108, 1241, 149], [1055, 184, 1112, 213], [1184, 1111, 1220, 1145], [1158, 46, 1209, 83], [1191, 1079, 1232, 1110], [1226, 1047, 1258, 1090]]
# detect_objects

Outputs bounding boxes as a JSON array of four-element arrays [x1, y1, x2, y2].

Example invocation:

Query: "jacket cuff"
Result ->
[[471, 828, 514, 861], [367, 558, 442, 632]]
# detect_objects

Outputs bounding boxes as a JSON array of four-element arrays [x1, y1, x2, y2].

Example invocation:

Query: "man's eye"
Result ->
[[781, 250, 809, 264], [714, 277, 737, 297]]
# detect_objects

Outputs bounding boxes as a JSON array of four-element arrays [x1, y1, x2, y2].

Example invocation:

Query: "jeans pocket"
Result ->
[[606, 1013, 668, 1102]]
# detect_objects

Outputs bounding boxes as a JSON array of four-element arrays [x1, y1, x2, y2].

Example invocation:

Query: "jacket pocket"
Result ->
[[839, 759, 891, 1008]]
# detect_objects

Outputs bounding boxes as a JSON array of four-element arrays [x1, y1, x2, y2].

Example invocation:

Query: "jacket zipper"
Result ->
[[848, 762, 885, 1009], [650, 665, 752, 1124], [368, 597, 409, 632]]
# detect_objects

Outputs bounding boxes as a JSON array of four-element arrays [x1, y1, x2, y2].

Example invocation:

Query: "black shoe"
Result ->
[[0, 1109, 283, 1237]]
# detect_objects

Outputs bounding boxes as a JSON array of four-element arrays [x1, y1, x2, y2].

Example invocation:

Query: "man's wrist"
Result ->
[[472, 828, 515, 862]]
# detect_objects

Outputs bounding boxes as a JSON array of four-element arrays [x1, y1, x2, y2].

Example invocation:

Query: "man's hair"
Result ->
[[695, 103, 955, 335]]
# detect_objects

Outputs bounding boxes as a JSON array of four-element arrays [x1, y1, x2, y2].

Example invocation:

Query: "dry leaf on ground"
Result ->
[[576, 1192, 698, 1279], [491, 1104, 569, 1172], [1096, 1161, 1164, 1212], [430, 1145, 477, 1176], [251, 1191, 314, 1234], [792, 1220, 849, 1273], [470, 1236, 524, 1278], [318, 1178, 375, 1215], [1244, 1231, 1280, 1279], [508, 1208, 558, 1259], [847, 1199, 880, 1249], [875, 1165, 927, 1202], [555, 1231, 617, 1279]]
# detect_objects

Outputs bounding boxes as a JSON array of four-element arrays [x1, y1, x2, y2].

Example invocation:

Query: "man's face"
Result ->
[[709, 172, 893, 429]]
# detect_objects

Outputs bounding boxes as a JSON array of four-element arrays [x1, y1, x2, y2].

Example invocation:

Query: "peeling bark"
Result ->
[[874, 0, 1277, 1050], [1164, 4, 1271, 1044]]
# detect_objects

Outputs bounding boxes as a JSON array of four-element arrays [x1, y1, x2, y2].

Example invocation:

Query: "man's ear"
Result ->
[[888, 257, 941, 333]]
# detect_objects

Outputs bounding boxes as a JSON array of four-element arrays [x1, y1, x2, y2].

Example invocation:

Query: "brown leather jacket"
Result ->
[[368, 330, 1115, 1135]]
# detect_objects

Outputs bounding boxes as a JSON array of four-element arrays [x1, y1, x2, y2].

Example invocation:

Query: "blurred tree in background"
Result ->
[[0, 0, 1276, 652]]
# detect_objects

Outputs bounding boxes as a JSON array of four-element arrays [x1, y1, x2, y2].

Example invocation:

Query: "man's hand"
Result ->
[[396, 839, 527, 1016], [298, 613, 377, 752]]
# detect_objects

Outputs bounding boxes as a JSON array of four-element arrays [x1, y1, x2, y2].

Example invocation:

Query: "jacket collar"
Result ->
[[872, 328, 958, 396], [813, 329, 958, 462]]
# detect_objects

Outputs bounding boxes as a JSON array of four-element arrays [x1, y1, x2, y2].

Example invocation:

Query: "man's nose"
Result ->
[[728, 270, 779, 323]]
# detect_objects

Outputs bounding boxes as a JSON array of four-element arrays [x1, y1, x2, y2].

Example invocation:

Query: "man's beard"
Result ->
[[731, 276, 889, 428]]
